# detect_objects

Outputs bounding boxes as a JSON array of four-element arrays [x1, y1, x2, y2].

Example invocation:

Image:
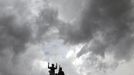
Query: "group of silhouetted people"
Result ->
[[48, 63, 65, 75]]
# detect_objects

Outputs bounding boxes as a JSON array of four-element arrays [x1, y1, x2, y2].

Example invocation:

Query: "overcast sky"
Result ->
[[0, 0, 134, 75]]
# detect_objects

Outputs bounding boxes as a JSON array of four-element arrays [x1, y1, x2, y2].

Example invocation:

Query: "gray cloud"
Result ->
[[0, 0, 134, 75], [35, 7, 58, 41], [60, 0, 134, 60], [58, 0, 134, 72], [79, 0, 134, 60], [0, 8, 32, 55], [0, 0, 60, 75]]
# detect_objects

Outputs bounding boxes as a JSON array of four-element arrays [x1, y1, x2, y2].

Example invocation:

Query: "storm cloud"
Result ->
[[0, 0, 134, 75], [60, 0, 134, 60], [0, 0, 60, 75]]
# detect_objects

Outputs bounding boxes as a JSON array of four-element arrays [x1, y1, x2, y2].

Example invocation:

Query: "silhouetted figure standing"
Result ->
[[58, 67, 65, 75], [48, 63, 57, 75]]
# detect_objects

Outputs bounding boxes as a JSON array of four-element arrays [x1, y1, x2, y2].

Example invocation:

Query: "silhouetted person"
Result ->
[[58, 67, 65, 75], [48, 63, 57, 75]]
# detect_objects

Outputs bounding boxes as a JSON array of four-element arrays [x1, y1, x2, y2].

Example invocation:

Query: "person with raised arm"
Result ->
[[58, 66, 65, 75], [48, 62, 57, 75]]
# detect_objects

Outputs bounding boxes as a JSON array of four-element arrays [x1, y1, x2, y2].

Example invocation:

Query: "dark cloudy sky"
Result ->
[[0, 0, 134, 75]]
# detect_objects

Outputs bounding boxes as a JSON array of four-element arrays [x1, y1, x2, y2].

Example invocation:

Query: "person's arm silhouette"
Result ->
[[59, 65, 61, 68], [55, 63, 57, 69], [48, 62, 50, 69]]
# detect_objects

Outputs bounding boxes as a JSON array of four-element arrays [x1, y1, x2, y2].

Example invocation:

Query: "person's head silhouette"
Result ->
[[59, 67, 62, 71], [52, 64, 54, 67], [58, 67, 64, 75]]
